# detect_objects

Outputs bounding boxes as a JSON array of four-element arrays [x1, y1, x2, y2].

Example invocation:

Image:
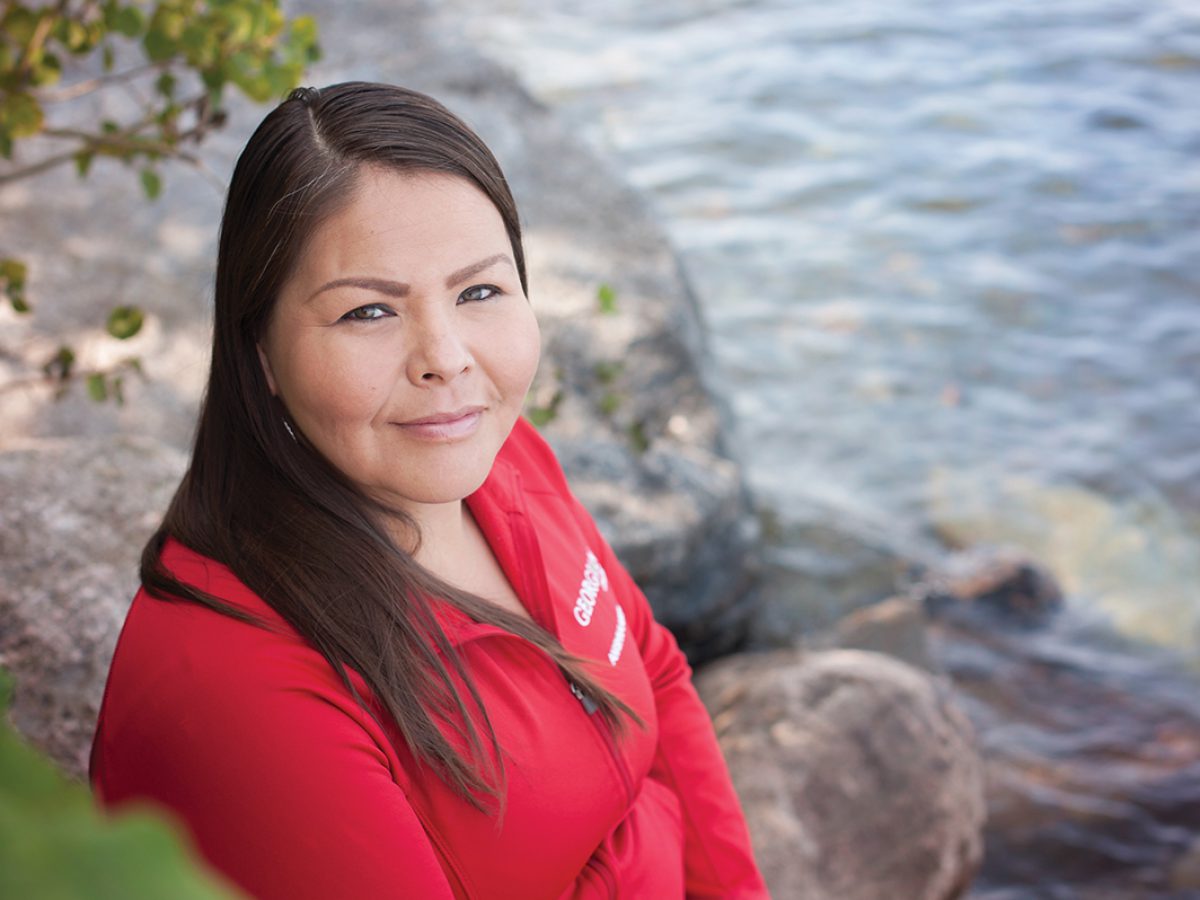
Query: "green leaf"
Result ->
[[43, 346, 75, 381], [1, 7, 38, 45], [0, 668, 239, 898], [526, 387, 564, 428], [155, 71, 177, 98], [180, 21, 215, 62], [102, 42, 115, 71], [597, 283, 618, 315], [263, 61, 301, 97], [289, 14, 318, 48], [223, 7, 255, 43], [139, 169, 162, 200], [106, 305, 144, 339], [62, 18, 93, 52], [85, 373, 107, 402], [30, 52, 62, 87], [73, 151, 94, 177], [599, 392, 621, 416], [0, 93, 44, 139], [111, 4, 145, 38], [0, 259, 27, 284], [1, 258, 29, 313], [143, 8, 185, 62], [627, 420, 650, 454], [593, 360, 623, 384]]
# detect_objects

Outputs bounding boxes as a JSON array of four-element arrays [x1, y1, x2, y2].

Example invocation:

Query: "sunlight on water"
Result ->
[[929, 468, 1200, 661]]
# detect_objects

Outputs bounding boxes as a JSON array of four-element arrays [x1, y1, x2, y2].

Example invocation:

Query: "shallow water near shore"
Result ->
[[439, 0, 1200, 892]]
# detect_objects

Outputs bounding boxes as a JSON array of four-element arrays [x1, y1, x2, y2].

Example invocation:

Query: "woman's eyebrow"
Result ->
[[445, 253, 513, 288], [308, 277, 409, 302], [306, 255, 514, 303]]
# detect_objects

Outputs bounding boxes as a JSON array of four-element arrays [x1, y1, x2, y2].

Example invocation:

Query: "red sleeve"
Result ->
[[569, 499, 768, 898], [93, 613, 456, 900]]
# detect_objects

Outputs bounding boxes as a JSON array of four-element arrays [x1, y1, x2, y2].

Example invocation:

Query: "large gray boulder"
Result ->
[[695, 648, 986, 900], [0, 435, 186, 780]]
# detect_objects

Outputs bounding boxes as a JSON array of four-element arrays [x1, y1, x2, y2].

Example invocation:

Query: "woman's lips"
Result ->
[[394, 407, 484, 440]]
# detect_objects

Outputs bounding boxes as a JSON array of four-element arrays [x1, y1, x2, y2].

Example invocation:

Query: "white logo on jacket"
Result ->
[[573, 550, 609, 627], [573, 549, 626, 666], [608, 604, 626, 667]]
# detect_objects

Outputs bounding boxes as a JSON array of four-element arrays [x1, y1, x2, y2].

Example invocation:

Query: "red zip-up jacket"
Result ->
[[89, 418, 768, 898]]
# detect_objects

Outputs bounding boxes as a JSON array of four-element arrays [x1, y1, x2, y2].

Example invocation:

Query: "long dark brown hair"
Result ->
[[141, 82, 633, 811]]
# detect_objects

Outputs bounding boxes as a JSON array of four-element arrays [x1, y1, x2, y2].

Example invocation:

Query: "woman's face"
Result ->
[[257, 167, 540, 518]]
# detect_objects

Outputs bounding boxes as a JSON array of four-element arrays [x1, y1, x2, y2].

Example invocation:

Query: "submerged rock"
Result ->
[[918, 545, 1064, 627], [833, 595, 935, 673], [1171, 836, 1200, 891], [695, 648, 986, 900], [928, 607, 1200, 896]]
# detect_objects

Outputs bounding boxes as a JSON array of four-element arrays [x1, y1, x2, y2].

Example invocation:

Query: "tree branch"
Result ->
[[14, 8, 60, 82], [35, 61, 170, 103], [0, 149, 82, 185]]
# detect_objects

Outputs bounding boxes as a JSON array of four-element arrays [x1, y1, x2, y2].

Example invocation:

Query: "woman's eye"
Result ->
[[459, 284, 500, 304], [340, 304, 392, 322]]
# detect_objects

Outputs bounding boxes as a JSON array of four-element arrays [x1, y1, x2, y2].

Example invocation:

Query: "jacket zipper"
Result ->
[[584, 848, 618, 899], [507, 494, 637, 807], [567, 679, 636, 807]]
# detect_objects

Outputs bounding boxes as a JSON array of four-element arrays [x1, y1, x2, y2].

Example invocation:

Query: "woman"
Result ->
[[89, 82, 767, 899]]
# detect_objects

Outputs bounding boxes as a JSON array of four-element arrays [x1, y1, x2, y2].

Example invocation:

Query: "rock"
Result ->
[[918, 546, 1064, 627], [0, 0, 758, 664], [747, 508, 920, 647], [1172, 836, 1200, 891], [834, 596, 935, 672], [695, 648, 985, 900], [927, 605, 1200, 895], [0, 436, 186, 780]]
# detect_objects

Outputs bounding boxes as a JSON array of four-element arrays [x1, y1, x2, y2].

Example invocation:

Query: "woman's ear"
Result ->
[[256, 343, 279, 396]]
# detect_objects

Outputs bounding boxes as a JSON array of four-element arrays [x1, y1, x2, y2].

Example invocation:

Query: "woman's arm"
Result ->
[[93, 627, 457, 900], [572, 506, 768, 898]]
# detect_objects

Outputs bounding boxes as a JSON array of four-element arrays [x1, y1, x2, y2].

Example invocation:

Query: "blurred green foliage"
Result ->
[[0, 0, 320, 400], [596, 282, 618, 315], [0, 668, 240, 898]]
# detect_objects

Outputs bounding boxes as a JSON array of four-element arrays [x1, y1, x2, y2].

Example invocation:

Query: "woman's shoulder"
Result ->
[[92, 539, 379, 787], [135, 537, 295, 644], [103, 540, 343, 709]]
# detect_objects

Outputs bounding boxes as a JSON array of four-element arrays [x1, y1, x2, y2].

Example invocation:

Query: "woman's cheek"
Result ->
[[503, 309, 541, 395]]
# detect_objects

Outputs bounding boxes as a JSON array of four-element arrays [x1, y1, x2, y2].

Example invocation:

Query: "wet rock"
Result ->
[[0, 436, 186, 780], [747, 510, 918, 647], [918, 546, 1063, 627], [1171, 836, 1200, 891], [927, 607, 1200, 895], [834, 596, 935, 673], [695, 648, 985, 900], [1088, 109, 1146, 131]]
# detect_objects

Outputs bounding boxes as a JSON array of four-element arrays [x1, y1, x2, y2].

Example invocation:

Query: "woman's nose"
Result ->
[[406, 313, 473, 385]]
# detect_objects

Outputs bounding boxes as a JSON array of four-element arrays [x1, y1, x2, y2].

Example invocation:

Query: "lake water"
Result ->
[[442, 0, 1200, 655], [438, 0, 1200, 894]]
